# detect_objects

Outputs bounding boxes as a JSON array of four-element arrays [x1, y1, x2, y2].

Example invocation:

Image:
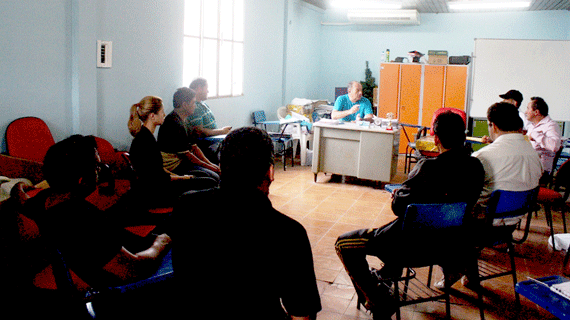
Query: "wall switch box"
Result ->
[[97, 40, 112, 68]]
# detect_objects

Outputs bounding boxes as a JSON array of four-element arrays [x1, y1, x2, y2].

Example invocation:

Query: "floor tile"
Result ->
[[271, 156, 567, 319]]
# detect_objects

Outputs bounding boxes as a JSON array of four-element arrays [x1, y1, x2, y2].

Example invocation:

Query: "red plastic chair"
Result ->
[[429, 108, 467, 136], [537, 158, 570, 249], [6, 117, 55, 163]]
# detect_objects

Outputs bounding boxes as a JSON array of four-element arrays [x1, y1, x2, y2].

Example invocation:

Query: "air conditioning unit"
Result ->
[[347, 9, 420, 25]]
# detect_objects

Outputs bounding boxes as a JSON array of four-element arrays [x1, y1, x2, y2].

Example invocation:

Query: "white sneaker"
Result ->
[[434, 273, 462, 290]]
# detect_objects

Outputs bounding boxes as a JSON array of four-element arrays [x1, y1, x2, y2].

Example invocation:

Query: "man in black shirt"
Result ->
[[157, 87, 220, 183], [170, 127, 322, 319]]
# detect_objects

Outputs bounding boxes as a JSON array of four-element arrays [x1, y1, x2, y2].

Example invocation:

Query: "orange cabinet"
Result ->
[[378, 63, 469, 154]]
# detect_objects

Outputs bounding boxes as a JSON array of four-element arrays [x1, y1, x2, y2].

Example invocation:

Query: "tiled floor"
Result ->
[[268, 156, 567, 319]]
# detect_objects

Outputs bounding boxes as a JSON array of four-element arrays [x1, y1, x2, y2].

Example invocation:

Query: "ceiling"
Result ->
[[303, 0, 570, 13]]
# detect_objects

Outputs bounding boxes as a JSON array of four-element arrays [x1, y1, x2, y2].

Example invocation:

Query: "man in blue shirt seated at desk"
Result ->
[[332, 81, 374, 122]]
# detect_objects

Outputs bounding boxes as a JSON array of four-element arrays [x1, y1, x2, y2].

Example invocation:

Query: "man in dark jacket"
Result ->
[[170, 127, 322, 319], [335, 111, 485, 319]]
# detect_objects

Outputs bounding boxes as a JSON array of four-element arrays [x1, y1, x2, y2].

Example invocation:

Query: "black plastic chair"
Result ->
[[403, 125, 429, 174], [366, 202, 484, 320]]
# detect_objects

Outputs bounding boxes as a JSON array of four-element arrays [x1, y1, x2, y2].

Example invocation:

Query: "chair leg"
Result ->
[[394, 278, 401, 320], [467, 256, 486, 320], [564, 247, 570, 273], [563, 205, 568, 234], [545, 205, 557, 250], [427, 265, 434, 287], [507, 242, 521, 310]]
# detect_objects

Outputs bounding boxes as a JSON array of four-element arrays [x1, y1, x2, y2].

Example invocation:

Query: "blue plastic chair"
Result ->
[[475, 188, 539, 311], [252, 110, 294, 170], [369, 202, 485, 320]]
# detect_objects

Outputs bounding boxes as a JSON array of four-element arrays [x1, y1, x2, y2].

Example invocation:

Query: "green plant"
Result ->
[[360, 61, 377, 103]]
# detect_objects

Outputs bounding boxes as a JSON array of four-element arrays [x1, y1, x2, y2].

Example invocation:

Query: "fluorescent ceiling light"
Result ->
[[330, 0, 402, 9], [448, 1, 531, 10]]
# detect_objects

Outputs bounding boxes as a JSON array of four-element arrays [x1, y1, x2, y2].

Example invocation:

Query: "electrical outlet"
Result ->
[[97, 40, 112, 68]]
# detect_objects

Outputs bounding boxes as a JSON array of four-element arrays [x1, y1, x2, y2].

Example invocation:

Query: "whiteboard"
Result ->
[[470, 39, 570, 121]]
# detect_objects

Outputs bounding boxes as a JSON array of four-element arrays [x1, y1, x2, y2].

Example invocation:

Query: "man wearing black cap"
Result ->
[[483, 89, 527, 143], [499, 89, 528, 130]]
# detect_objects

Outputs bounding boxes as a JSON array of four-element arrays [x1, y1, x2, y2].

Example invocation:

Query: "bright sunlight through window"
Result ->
[[183, 0, 244, 98]]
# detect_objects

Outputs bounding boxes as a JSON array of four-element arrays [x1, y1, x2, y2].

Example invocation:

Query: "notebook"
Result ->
[[527, 277, 570, 301]]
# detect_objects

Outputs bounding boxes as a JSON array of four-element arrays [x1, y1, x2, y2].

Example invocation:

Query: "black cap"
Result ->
[[499, 90, 523, 107]]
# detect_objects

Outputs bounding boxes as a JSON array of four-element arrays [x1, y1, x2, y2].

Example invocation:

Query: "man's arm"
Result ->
[[180, 146, 220, 173], [331, 105, 359, 120], [391, 158, 430, 217], [199, 126, 232, 136], [530, 123, 561, 153], [102, 234, 171, 281]]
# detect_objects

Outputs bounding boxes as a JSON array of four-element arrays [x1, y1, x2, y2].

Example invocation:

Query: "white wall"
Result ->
[[1, 3, 569, 153], [0, 0, 287, 152], [0, 0, 73, 151], [317, 10, 570, 102], [284, 0, 325, 103]]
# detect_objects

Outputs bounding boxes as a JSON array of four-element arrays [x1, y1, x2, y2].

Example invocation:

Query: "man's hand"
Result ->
[[153, 234, 172, 248], [220, 126, 232, 135], [481, 135, 492, 144], [350, 104, 360, 115]]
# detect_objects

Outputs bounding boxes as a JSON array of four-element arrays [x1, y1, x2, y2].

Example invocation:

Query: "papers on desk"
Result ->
[[317, 119, 341, 125], [280, 117, 301, 124], [527, 277, 570, 301]]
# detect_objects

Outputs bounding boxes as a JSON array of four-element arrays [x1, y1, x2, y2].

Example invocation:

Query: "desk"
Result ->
[[516, 275, 570, 319], [311, 122, 399, 182]]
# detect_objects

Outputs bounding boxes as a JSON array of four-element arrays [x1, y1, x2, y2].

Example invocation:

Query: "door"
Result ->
[[398, 64, 422, 154]]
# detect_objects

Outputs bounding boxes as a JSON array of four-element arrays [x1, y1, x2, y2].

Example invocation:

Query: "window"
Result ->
[[183, 0, 244, 98]]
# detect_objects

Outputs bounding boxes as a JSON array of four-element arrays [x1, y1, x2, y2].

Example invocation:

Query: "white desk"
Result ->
[[311, 122, 400, 182]]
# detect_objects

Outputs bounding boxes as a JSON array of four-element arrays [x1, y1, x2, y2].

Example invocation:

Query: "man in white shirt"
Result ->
[[472, 102, 542, 227], [438, 102, 543, 290], [525, 96, 562, 176]]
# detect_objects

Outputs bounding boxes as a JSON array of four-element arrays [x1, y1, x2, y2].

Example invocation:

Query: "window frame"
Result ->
[[183, 0, 244, 99]]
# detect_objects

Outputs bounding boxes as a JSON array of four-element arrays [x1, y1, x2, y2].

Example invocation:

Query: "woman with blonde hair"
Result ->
[[128, 96, 217, 208]]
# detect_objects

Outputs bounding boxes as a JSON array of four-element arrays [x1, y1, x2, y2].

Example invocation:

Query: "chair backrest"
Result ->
[[94, 137, 117, 167], [335, 87, 348, 100], [252, 110, 267, 125], [6, 117, 55, 163], [554, 159, 570, 199], [402, 202, 467, 233], [277, 106, 289, 120], [399, 202, 468, 265], [429, 108, 467, 136], [486, 188, 538, 220]]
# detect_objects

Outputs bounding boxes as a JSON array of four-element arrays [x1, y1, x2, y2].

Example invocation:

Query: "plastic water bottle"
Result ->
[[381, 50, 385, 62]]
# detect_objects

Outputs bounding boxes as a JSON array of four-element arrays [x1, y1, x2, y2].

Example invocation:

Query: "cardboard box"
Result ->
[[428, 55, 448, 65], [428, 50, 448, 65]]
